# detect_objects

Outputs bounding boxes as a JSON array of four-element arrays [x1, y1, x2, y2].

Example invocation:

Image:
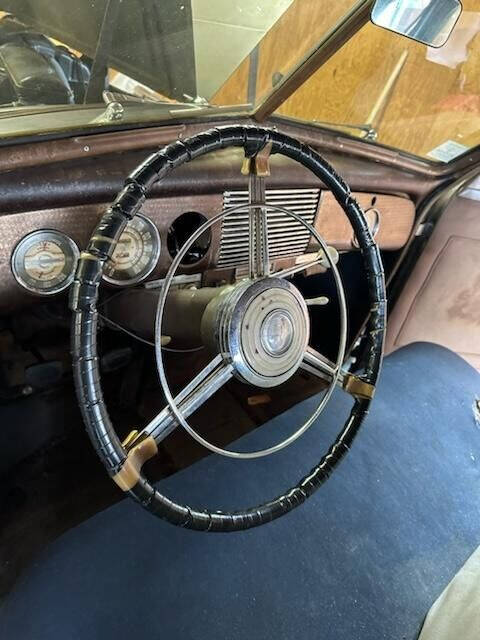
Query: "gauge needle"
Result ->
[[25, 256, 64, 267]]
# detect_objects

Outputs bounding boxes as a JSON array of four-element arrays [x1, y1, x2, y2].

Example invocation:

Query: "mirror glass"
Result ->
[[371, 0, 462, 48]]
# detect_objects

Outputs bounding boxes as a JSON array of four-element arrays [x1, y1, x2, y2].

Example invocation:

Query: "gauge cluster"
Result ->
[[10, 213, 163, 297]]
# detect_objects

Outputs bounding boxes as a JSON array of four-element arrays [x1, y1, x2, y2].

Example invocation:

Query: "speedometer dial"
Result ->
[[103, 213, 160, 286], [11, 230, 79, 295]]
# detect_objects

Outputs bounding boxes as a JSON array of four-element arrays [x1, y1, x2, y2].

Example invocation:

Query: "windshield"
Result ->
[[273, 3, 480, 162], [0, 0, 480, 164], [0, 1, 355, 122]]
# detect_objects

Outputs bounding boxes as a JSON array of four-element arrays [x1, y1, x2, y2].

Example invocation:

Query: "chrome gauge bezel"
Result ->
[[103, 213, 161, 287], [11, 229, 80, 296]]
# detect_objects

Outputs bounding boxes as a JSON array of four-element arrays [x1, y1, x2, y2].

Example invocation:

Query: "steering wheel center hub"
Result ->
[[260, 309, 294, 356], [217, 278, 309, 388]]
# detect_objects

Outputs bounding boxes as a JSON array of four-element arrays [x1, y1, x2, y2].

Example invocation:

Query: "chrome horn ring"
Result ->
[[154, 202, 348, 459]]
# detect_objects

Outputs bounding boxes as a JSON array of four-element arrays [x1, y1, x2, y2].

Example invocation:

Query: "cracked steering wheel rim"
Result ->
[[70, 125, 386, 532]]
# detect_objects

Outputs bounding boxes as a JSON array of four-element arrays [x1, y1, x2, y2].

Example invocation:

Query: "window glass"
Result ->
[[275, 8, 480, 161]]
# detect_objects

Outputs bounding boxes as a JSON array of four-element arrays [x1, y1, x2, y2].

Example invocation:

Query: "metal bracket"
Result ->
[[90, 101, 124, 124], [113, 434, 158, 491], [122, 429, 142, 450], [241, 141, 273, 177], [342, 373, 375, 400]]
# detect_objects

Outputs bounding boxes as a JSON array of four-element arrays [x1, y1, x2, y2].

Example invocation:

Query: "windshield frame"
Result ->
[[251, 0, 373, 121]]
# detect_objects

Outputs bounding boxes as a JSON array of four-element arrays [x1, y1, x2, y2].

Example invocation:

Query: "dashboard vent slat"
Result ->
[[218, 188, 320, 268]]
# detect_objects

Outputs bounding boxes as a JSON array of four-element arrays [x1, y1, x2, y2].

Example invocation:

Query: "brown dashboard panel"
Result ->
[[0, 204, 100, 311], [0, 190, 415, 313], [0, 194, 223, 313], [315, 192, 415, 251]]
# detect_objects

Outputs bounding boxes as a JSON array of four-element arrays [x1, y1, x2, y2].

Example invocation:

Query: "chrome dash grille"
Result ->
[[217, 188, 320, 268]]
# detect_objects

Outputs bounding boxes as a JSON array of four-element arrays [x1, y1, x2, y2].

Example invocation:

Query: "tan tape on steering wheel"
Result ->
[[113, 436, 158, 491]]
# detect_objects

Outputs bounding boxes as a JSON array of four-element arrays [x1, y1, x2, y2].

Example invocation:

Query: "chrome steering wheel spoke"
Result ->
[[300, 346, 375, 401], [142, 354, 234, 445], [300, 346, 345, 386]]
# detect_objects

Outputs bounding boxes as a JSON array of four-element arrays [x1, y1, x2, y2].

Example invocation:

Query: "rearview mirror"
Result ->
[[371, 0, 462, 48]]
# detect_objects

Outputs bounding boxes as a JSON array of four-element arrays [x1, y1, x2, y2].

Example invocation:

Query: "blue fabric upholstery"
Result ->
[[1, 343, 479, 639]]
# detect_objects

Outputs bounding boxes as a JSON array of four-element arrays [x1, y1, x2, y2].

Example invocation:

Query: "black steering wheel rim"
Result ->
[[70, 125, 386, 532]]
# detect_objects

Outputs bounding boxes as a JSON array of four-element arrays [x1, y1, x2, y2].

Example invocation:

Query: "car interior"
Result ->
[[0, 1, 479, 638]]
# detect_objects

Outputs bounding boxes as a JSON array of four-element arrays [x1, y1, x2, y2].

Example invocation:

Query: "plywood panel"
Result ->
[[192, 0, 294, 99], [216, 0, 480, 159], [277, 5, 480, 158], [213, 0, 354, 105]]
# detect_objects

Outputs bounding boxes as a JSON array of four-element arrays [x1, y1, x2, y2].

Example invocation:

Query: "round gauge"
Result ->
[[11, 230, 79, 296], [103, 213, 160, 286]]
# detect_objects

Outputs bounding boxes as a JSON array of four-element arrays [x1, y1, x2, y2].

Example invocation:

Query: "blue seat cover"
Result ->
[[1, 343, 480, 640]]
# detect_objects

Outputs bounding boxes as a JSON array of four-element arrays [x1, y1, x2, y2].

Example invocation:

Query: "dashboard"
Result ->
[[1, 187, 415, 312]]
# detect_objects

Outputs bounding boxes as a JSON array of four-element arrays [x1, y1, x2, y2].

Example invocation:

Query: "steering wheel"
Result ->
[[70, 125, 386, 531]]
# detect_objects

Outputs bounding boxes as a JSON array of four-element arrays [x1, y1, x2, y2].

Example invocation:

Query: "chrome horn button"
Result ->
[[260, 310, 294, 356], [215, 277, 310, 388]]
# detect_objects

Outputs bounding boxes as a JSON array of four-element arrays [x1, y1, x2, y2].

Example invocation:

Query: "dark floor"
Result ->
[[0, 346, 324, 598]]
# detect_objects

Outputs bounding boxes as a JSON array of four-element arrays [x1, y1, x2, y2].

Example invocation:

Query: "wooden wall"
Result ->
[[213, 0, 354, 105], [214, 1, 480, 159]]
